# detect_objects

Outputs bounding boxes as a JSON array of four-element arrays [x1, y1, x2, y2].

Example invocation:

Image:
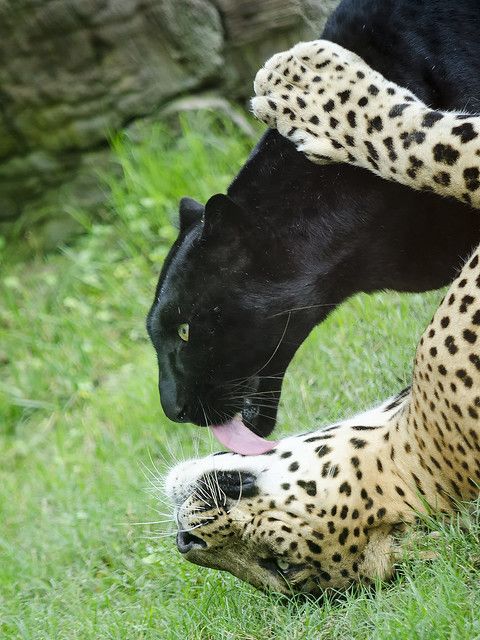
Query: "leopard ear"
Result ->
[[179, 197, 204, 233], [202, 193, 247, 237]]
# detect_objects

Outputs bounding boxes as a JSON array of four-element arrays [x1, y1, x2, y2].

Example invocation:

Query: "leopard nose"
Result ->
[[176, 531, 208, 554]]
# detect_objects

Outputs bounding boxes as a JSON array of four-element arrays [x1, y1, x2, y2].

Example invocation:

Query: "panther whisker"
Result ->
[[252, 313, 291, 378], [267, 302, 337, 319], [224, 390, 281, 398], [223, 400, 279, 411], [223, 396, 280, 405], [198, 397, 210, 428], [210, 405, 234, 426]]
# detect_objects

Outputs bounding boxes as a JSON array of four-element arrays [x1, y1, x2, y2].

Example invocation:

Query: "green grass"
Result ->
[[1, 112, 479, 639]]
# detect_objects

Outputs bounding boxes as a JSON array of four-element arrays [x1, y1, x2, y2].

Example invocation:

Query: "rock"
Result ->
[[160, 94, 256, 136], [0, 0, 340, 247]]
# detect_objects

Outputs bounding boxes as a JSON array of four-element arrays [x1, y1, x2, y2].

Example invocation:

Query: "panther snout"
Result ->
[[242, 398, 260, 425], [159, 378, 189, 423]]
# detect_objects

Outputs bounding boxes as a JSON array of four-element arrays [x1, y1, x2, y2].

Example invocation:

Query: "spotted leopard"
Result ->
[[164, 43, 480, 596], [165, 238, 480, 594]]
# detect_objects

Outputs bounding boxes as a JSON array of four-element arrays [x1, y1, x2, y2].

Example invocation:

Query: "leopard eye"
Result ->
[[276, 558, 289, 572], [177, 323, 189, 342]]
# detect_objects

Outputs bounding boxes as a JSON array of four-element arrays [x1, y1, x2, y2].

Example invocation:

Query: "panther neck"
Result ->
[[228, 130, 480, 305]]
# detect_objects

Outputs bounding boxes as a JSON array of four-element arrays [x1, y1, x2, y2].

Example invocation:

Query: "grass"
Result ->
[[1, 112, 479, 639]]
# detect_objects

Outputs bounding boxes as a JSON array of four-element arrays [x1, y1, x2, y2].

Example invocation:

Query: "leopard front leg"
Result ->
[[252, 40, 422, 169], [252, 39, 480, 209]]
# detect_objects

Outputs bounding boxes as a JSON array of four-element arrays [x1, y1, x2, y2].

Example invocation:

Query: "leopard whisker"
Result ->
[[123, 519, 176, 526]]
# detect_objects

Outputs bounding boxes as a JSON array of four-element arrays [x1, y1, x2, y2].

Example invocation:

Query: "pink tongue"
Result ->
[[211, 415, 278, 455]]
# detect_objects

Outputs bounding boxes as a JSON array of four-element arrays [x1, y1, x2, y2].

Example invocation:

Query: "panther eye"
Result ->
[[276, 558, 289, 572], [177, 323, 189, 342]]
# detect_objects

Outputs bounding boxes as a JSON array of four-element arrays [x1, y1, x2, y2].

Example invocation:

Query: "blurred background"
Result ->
[[0, 2, 443, 637], [0, 0, 340, 249]]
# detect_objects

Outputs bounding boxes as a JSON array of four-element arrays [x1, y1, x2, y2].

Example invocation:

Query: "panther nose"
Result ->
[[159, 380, 189, 422], [162, 400, 190, 423], [176, 531, 207, 554]]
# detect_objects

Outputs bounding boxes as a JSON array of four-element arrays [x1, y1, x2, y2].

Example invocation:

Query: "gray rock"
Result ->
[[0, 0, 340, 246]]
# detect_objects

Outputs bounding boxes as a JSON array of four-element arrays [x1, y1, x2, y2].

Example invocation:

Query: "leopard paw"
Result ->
[[251, 93, 346, 163], [252, 39, 420, 168]]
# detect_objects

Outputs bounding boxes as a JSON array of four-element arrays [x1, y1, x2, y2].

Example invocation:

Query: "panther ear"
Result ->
[[202, 193, 247, 237], [179, 197, 204, 233]]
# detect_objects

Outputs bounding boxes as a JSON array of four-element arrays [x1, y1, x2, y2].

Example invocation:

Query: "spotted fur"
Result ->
[[251, 40, 480, 208]]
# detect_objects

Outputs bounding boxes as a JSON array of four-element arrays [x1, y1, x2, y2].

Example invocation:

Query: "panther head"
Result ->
[[147, 129, 479, 451], [147, 189, 328, 446]]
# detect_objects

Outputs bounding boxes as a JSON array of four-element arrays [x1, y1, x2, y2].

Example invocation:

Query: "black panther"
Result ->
[[147, 0, 480, 453]]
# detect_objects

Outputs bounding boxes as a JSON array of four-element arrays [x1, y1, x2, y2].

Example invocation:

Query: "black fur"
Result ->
[[148, 0, 480, 438]]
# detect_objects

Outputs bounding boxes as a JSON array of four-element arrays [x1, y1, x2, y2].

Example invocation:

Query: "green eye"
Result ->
[[177, 323, 189, 342]]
